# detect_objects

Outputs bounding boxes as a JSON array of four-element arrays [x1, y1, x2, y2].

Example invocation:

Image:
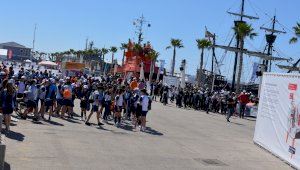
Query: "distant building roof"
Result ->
[[0, 42, 30, 49]]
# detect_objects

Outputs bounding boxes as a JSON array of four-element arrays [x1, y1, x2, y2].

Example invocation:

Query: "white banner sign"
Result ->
[[163, 76, 179, 87], [254, 73, 300, 169]]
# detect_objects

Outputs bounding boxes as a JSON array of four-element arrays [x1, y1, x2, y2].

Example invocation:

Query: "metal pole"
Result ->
[[211, 34, 216, 92], [32, 24, 37, 61]]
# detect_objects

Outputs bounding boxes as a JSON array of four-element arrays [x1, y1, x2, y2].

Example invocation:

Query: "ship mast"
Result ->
[[260, 15, 286, 72], [133, 15, 151, 45], [227, 0, 259, 91]]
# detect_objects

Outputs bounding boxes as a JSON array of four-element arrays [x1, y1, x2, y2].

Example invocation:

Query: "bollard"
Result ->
[[0, 114, 5, 170], [0, 114, 2, 134], [0, 143, 5, 170]]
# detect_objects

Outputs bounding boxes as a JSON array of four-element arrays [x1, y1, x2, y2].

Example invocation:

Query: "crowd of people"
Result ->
[[0, 61, 259, 134], [0, 63, 152, 133], [150, 83, 258, 122]]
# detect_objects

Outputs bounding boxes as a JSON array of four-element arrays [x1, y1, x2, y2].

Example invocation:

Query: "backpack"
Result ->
[[63, 88, 72, 99]]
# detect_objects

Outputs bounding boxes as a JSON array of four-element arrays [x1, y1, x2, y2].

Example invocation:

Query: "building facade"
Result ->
[[0, 42, 31, 61]]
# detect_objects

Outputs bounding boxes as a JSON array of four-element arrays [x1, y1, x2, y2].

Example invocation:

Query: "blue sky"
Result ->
[[0, 0, 299, 81]]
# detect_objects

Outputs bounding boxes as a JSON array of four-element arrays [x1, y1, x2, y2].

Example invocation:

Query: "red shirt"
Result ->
[[238, 94, 249, 104]]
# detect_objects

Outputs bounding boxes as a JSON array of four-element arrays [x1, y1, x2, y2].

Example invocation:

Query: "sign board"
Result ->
[[163, 76, 179, 87], [254, 73, 300, 169], [0, 49, 7, 60], [63, 62, 85, 71]]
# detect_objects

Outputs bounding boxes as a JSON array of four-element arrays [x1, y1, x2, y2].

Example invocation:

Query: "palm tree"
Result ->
[[49, 53, 56, 61], [196, 39, 212, 86], [290, 22, 300, 44], [120, 43, 128, 66], [166, 39, 184, 76], [101, 48, 109, 73], [148, 49, 160, 82], [76, 50, 83, 60], [233, 22, 257, 93], [133, 43, 143, 56], [109, 46, 118, 63], [69, 49, 75, 55]]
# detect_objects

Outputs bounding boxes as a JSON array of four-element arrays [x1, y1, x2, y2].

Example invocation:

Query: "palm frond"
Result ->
[[196, 39, 212, 49], [289, 37, 298, 44]]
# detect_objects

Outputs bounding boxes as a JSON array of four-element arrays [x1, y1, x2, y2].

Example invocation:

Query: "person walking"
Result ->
[[45, 78, 57, 120], [1, 80, 16, 132], [226, 93, 235, 122], [102, 89, 112, 122], [114, 89, 125, 127], [79, 85, 90, 121], [85, 86, 104, 126], [139, 89, 151, 132], [61, 78, 74, 118], [23, 80, 38, 120], [238, 90, 249, 119]]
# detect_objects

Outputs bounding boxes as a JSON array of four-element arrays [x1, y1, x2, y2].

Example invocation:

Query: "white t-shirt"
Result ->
[[92, 90, 100, 106], [104, 94, 111, 102], [141, 95, 149, 112], [115, 94, 124, 107], [39, 86, 46, 100], [17, 81, 25, 94]]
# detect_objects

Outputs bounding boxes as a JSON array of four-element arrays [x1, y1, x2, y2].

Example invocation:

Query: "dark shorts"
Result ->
[[3, 107, 13, 115], [40, 99, 45, 105], [114, 106, 122, 112], [63, 99, 74, 107], [57, 99, 64, 106], [130, 106, 136, 113], [17, 93, 24, 98], [92, 105, 99, 112], [45, 99, 53, 107], [141, 111, 148, 117], [80, 100, 88, 109], [27, 100, 37, 108]]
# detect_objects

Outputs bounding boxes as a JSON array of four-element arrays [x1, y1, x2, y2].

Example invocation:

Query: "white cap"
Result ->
[[49, 78, 55, 83], [8, 79, 14, 84], [83, 85, 88, 89]]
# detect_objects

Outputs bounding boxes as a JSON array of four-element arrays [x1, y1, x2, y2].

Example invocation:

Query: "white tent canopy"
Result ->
[[38, 61, 58, 67]]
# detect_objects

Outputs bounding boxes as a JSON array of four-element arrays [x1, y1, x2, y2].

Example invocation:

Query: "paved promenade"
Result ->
[[2, 101, 291, 170]]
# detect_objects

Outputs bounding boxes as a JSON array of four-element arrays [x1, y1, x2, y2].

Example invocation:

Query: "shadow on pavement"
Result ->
[[105, 122, 114, 126], [119, 124, 133, 131], [5, 130, 25, 141], [145, 127, 163, 136], [97, 126, 113, 132], [44, 120, 64, 126], [64, 118, 81, 124], [4, 162, 10, 170], [244, 117, 256, 121], [72, 112, 80, 117], [31, 121, 44, 125], [230, 122, 246, 126], [9, 123, 17, 126]]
